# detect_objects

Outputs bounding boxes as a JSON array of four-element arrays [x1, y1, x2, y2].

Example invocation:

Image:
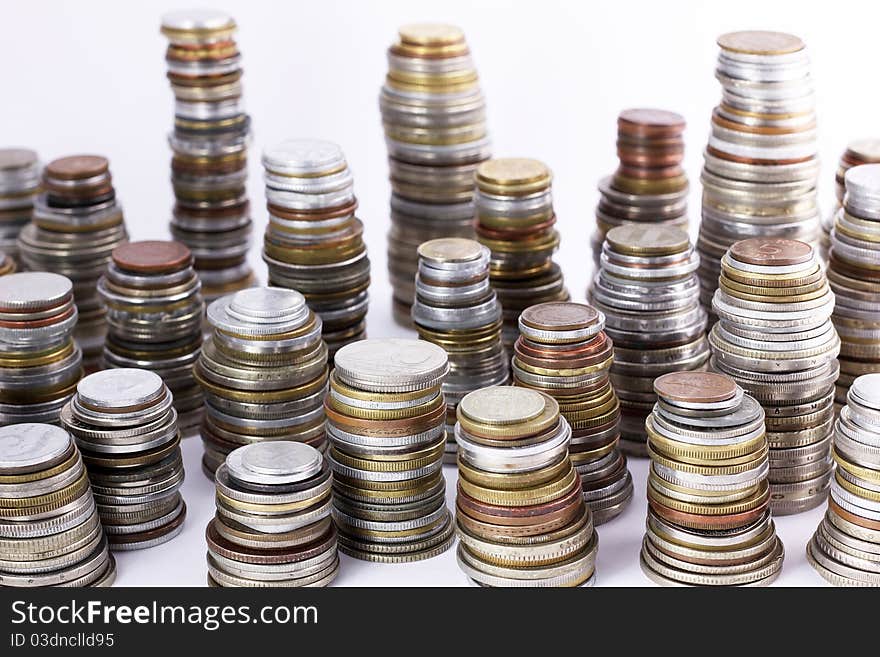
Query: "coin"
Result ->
[[0, 148, 40, 266]]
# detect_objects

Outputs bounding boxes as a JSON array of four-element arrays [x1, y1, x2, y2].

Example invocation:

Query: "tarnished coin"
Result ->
[[730, 238, 813, 267]]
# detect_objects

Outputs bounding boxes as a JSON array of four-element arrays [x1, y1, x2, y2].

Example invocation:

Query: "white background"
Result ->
[[3, 0, 873, 586]]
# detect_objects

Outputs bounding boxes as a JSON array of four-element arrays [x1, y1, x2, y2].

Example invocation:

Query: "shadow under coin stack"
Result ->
[[0, 148, 40, 266], [161, 10, 254, 301], [60, 369, 186, 551], [412, 238, 508, 463], [0, 423, 115, 587], [99, 241, 205, 432], [380, 23, 490, 324], [197, 287, 327, 477], [0, 273, 81, 425], [207, 442, 338, 587], [262, 139, 369, 358], [513, 302, 633, 523], [326, 338, 454, 562], [590, 225, 709, 456], [641, 372, 784, 587], [19, 155, 128, 372], [476, 158, 568, 351], [710, 238, 838, 515], [697, 31, 820, 317], [454, 386, 597, 586], [823, 140, 880, 263]]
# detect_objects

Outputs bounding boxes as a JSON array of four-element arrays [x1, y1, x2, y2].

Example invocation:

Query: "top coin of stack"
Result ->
[[262, 139, 369, 358], [161, 9, 255, 301], [822, 140, 880, 262], [0, 148, 40, 265], [380, 23, 491, 324], [697, 31, 821, 315]]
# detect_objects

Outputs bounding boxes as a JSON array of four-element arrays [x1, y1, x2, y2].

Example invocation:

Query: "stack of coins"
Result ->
[[262, 139, 369, 358], [475, 158, 568, 350], [0, 423, 115, 587], [0, 148, 40, 264], [808, 374, 880, 586], [454, 386, 598, 586], [591, 109, 689, 265], [380, 23, 491, 323], [641, 371, 784, 587], [0, 252, 14, 277], [512, 302, 633, 523], [60, 369, 186, 550], [822, 140, 880, 261], [160, 9, 254, 301], [18, 155, 128, 372], [196, 287, 327, 477], [590, 225, 709, 454], [412, 238, 508, 462], [697, 31, 820, 314], [710, 238, 838, 514], [98, 241, 205, 432], [0, 272, 81, 425], [325, 338, 454, 561]]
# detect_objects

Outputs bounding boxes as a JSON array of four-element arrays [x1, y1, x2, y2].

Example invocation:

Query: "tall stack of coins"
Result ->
[[207, 442, 338, 587], [591, 109, 689, 265], [0, 272, 81, 425], [475, 158, 568, 350], [454, 386, 598, 586], [412, 238, 508, 463], [0, 148, 40, 264], [262, 139, 369, 358], [161, 9, 254, 301], [590, 225, 709, 454], [380, 23, 491, 323], [697, 31, 820, 314], [822, 140, 880, 261], [641, 372, 784, 587], [99, 241, 205, 432], [326, 338, 454, 561], [710, 238, 838, 514], [19, 155, 128, 372], [0, 423, 115, 587], [61, 369, 186, 550], [808, 374, 880, 586], [196, 287, 328, 477], [512, 302, 632, 523]]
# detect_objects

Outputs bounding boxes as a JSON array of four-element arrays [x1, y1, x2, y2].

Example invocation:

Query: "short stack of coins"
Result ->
[[590, 225, 709, 454], [325, 338, 455, 561], [98, 241, 205, 432], [380, 23, 491, 324], [710, 238, 838, 514], [207, 441, 338, 587], [0, 272, 81, 425], [161, 9, 254, 301], [0, 148, 40, 265], [0, 423, 115, 587], [513, 302, 633, 523], [196, 287, 327, 477], [475, 158, 568, 350], [591, 109, 689, 266], [412, 238, 508, 463], [454, 386, 598, 587], [60, 368, 186, 551], [697, 31, 820, 315], [808, 374, 880, 586], [18, 155, 128, 372], [822, 140, 880, 261], [262, 139, 369, 358], [641, 371, 784, 587]]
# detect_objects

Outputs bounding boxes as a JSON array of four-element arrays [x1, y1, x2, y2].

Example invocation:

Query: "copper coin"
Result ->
[[324, 401, 446, 437], [267, 199, 358, 222], [648, 497, 769, 530], [618, 109, 685, 139], [653, 371, 736, 404], [730, 238, 813, 267], [455, 492, 584, 528], [45, 155, 109, 181], [514, 337, 612, 370], [206, 519, 335, 565], [112, 240, 192, 274], [617, 163, 684, 180], [455, 500, 583, 538], [456, 479, 581, 521], [706, 145, 812, 167], [520, 302, 598, 332], [829, 498, 880, 531]]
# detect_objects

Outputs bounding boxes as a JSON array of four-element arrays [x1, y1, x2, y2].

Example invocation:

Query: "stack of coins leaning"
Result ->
[[822, 140, 880, 262], [98, 241, 205, 432], [196, 287, 328, 477], [326, 338, 455, 561], [60, 369, 186, 551], [710, 238, 838, 514], [641, 371, 784, 586], [18, 155, 128, 372], [454, 386, 598, 586], [0, 148, 40, 265], [0, 423, 115, 587], [262, 139, 369, 358], [380, 23, 491, 324], [160, 9, 255, 301], [207, 441, 338, 587]]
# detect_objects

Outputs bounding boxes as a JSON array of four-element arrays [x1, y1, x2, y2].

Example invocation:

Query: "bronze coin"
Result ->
[[648, 497, 769, 530], [706, 145, 812, 167], [45, 155, 109, 181], [206, 519, 336, 565], [267, 199, 358, 222], [730, 238, 813, 267], [619, 108, 685, 129], [520, 301, 598, 332], [455, 500, 583, 538], [455, 479, 581, 522], [829, 498, 880, 531], [653, 371, 736, 404], [112, 240, 192, 274]]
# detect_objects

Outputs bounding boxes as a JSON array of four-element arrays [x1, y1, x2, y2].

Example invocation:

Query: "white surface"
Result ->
[[2, 0, 863, 586]]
